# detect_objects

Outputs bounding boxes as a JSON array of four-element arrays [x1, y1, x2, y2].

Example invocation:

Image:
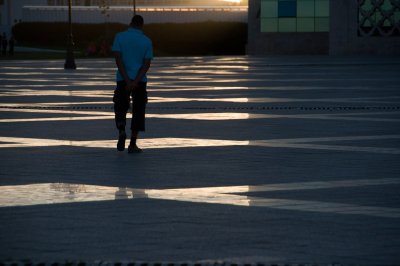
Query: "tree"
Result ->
[[98, 0, 112, 54], [98, 0, 110, 21]]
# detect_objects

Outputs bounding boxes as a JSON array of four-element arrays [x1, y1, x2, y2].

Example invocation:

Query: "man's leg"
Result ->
[[129, 130, 139, 152], [128, 82, 147, 153], [113, 81, 130, 151]]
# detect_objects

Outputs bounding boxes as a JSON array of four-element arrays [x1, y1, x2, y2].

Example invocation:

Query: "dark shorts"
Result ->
[[113, 81, 148, 132]]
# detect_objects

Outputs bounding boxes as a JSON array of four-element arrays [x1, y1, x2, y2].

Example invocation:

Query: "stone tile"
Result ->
[[0, 56, 400, 264]]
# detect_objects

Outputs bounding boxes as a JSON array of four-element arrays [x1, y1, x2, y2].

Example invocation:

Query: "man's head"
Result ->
[[130, 15, 144, 29]]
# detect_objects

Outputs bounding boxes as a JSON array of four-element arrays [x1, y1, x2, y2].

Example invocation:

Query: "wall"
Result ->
[[247, 0, 328, 55], [329, 0, 400, 55], [0, 0, 10, 34], [0, 0, 47, 35], [22, 6, 248, 24]]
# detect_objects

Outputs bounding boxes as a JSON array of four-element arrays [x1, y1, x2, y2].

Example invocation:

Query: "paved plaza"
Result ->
[[0, 56, 400, 265]]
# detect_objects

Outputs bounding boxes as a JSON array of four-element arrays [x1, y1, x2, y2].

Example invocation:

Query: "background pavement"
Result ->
[[0, 56, 400, 265]]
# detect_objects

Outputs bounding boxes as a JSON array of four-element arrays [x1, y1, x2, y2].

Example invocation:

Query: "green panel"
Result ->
[[261, 0, 278, 18], [315, 17, 329, 31], [383, 18, 392, 27], [360, 0, 373, 11], [261, 18, 278, 32], [361, 18, 372, 27], [278, 0, 297, 17], [376, 11, 383, 23], [297, 0, 315, 17], [278, 18, 297, 32], [361, 15, 373, 27], [315, 0, 329, 17], [382, 0, 393, 12], [297, 17, 315, 31], [360, 9, 376, 25], [395, 11, 400, 23], [359, 11, 365, 23]]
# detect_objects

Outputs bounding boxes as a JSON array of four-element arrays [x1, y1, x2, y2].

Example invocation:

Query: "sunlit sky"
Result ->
[[196, 0, 247, 5], [104, 0, 248, 6], [221, 0, 242, 3], [219, 0, 247, 4]]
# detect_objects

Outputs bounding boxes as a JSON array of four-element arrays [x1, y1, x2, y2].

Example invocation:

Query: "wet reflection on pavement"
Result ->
[[1, 135, 400, 154], [1, 178, 400, 218], [1, 58, 400, 223]]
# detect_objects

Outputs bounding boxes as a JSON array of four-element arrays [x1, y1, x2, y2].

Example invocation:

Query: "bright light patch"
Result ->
[[1, 179, 400, 218], [221, 0, 242, 3]]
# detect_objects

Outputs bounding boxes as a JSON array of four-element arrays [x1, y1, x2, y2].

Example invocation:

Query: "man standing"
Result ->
[[112, 15, 153, 153]]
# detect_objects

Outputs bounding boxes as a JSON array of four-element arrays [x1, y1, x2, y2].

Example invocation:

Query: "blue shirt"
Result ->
[[112, 28, 153, 82]]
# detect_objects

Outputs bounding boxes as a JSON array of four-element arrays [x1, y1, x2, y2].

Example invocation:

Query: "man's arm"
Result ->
[[134, 59, 152, 84], [126, 59, 151, 91], [114, 51, 130, 85]]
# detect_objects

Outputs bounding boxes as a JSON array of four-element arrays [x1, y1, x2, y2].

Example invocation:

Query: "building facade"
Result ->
[[4, 0, 398, 55], [0, 0, 247, 35], [22, 6, 247, 24], [247, 0, 400, 55], [1, 0, 47, 35], [45, 0, 246, 6]]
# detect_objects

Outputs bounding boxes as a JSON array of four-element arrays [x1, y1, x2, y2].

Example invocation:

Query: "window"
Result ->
[[297, 0, 314, 17], [260, 0, 330, 33], [261, 0, 277, 18], [315, 0, 329, 17], [279, 18, 296, 32], [297, 17, 314, 32], [278, 0, 296, 17]]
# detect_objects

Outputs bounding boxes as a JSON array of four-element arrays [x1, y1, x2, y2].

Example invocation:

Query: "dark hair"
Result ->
[[131, 15, 144, 27]]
